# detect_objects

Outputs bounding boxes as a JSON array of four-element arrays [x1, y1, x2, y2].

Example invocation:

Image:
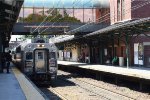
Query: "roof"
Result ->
[[84, 17, 150, 37], [55, 17, 150, 43], [0, 0, 24, 47]]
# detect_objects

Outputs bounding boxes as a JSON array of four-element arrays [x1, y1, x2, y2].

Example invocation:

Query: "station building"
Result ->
[[108, 0, 150, 67]]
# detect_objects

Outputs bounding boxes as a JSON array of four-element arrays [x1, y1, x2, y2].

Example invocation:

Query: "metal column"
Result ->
[[99, 42, 104, 65], [111, 34, 115, 58], [125, 34, 130, 68]]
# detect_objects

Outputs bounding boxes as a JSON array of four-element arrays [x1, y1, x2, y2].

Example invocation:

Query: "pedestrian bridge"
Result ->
[[12, 22, 109, 35]]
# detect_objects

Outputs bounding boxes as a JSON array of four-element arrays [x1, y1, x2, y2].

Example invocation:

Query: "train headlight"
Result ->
[[37, 44, 45, 47]]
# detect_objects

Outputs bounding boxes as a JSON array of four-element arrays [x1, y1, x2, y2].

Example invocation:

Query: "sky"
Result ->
[[10, 35, 31, 43], [10, 35, 21, 41], [23, 0, 109, 8]]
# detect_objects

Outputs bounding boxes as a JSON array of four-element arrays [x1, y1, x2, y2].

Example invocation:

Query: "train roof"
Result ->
[[23, 43, 57, 52]]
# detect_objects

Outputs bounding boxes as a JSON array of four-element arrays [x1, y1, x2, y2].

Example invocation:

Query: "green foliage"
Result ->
[[22, 9, 81, 23], [23, 14, 47, 23], [20, 9, 81, 38]]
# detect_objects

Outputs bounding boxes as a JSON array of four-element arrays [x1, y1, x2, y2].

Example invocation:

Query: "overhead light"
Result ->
[[115, 33, 119, 35]]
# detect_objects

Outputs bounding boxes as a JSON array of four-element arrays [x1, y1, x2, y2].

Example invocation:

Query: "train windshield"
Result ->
[[49, 52, 56, 59], [26, 52, 33, 60], [38, 52, 44, 59]]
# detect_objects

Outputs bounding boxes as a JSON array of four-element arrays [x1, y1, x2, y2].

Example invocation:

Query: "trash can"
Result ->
[[119, 57, 124, 66]]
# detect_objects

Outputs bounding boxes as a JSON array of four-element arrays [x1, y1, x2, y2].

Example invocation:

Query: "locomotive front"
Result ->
[[24, 43, 58, 84]]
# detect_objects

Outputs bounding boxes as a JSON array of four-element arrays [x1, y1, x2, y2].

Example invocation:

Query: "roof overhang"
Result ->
[[54, 17, 150, 44], [0, 0, 24, 47], [84, 17, 150, 38]]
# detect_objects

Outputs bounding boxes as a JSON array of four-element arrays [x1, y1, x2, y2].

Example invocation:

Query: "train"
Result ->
[[12, 36, 58, 84]]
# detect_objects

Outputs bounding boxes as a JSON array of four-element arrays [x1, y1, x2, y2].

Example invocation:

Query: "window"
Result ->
[[122, 0, 125, 20], [38, 52, 43, 59], [36, 40, 45, 43], [26, 52, 32, 60], [117, 0, 121, 21], [49, 52, 56, 59]]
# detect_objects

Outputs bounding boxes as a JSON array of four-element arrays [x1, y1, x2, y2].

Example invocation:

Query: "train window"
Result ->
[[50, 52, 56, 59], [26, 52, 32, 60], [36, 40, 45, 43], [38, 52, 43, 59], [57, 52, 59, 58]]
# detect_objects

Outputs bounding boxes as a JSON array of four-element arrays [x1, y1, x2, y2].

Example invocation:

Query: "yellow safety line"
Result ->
[[12, 67, 45, 100]]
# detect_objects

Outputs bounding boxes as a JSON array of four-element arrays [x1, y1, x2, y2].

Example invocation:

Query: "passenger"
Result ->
[[81, 50, 85, 63], [5, 50, 12, 73], [85, 54, 89, 63], [112, 56, 118, 65]]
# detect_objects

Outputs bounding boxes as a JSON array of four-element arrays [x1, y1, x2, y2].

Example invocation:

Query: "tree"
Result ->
[[24, 14, 46, 23], [17, 17, 24, 22], [23, 9, 81, 23], [21, 9, 81, 38]]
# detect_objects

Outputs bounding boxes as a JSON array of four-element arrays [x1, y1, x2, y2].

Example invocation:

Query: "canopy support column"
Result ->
[[125, 34, 130, 68], [111, 34, 115, 58]]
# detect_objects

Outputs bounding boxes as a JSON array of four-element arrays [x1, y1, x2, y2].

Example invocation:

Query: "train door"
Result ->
[[33, 49, 49, 73]]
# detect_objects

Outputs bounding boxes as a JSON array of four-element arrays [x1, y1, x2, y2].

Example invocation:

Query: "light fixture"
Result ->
[[37, 44, 40, 47], [115, 33, 119, 35]]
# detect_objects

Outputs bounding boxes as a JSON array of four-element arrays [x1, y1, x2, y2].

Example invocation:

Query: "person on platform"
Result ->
[[5, 50, 12, 73], [81, 50, 85, 63]]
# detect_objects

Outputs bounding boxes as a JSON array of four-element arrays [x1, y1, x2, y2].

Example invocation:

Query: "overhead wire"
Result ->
[[64, 0, 137, 35], [34, 0, 80, 34], [68, 0, 150, 35], [39, 0, 93, 34], [53, 0, 150, 43], [31, 0, 62, 33]]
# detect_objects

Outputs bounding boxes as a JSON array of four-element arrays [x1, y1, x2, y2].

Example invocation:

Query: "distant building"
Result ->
[[95, 8, 110, 24], [109, 0, 150, 24]]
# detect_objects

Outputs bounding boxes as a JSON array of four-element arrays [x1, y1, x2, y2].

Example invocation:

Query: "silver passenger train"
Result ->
[[12, 37, 58, 83]]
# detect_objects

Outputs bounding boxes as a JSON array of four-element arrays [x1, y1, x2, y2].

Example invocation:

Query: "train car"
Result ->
[[13, 37, 58, 84]]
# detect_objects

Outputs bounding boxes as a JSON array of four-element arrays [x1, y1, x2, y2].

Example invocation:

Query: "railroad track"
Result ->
[[40, 74, 110, 100], [48, 76, 110, 100], [74, 78, 136, 100], [58, 70, 136, 100], [48, 87, 69, 100], [58, 77, 114, 100], [39, 70, 139, 100]]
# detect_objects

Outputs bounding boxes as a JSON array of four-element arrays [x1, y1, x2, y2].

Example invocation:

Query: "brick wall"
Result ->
[[131, 0, 150, 19], [109, 0, 132, 24], [95, 8, 110, 24]]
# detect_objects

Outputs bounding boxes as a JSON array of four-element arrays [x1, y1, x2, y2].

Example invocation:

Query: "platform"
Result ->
[[58, 61, 150, 80], [0, 64, 46, 100]]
